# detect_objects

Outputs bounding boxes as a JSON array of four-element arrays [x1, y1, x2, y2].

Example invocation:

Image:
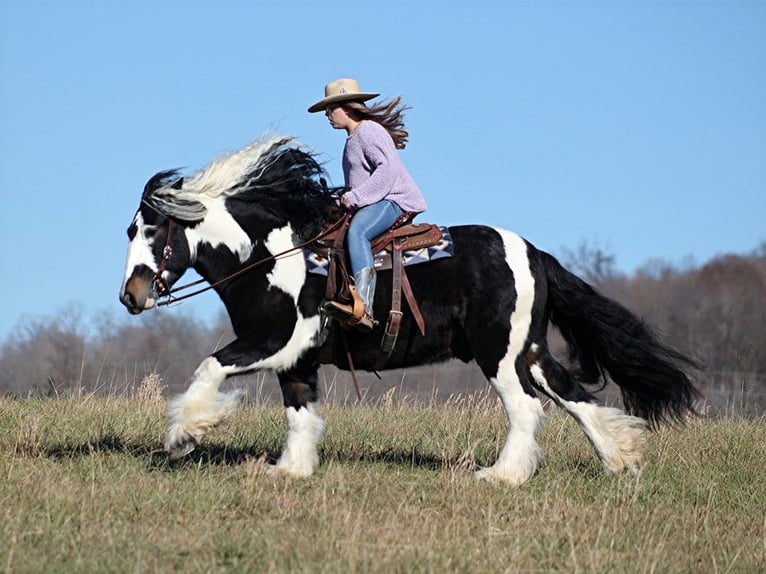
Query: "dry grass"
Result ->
[[1, 378, 764, 573]]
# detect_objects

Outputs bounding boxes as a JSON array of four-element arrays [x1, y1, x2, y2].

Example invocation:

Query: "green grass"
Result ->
[[1, 387, 764, 573]]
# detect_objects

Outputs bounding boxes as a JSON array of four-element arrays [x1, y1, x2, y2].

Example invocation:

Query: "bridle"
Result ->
[[152, 218, 176, 300], [151, 214, 349, 307]]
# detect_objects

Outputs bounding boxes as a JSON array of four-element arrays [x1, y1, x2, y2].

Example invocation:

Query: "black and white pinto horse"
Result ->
[[120, 134, 698, 485]]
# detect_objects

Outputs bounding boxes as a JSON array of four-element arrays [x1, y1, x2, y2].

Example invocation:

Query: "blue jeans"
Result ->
[[347, 200, 403, 274]]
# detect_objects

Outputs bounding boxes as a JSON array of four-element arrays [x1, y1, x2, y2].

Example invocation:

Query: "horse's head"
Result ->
[[119, 170, 202, 314], [120, 135, 337, 315]]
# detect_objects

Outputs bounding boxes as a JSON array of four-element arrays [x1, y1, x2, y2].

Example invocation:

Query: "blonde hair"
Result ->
[[343, 97, 411, 150]]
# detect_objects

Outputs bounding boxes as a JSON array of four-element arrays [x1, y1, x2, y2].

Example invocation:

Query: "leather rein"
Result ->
[[152, 214, 349, 307]]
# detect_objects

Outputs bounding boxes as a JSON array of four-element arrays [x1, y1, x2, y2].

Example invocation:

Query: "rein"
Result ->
[[154, 214, 349, 307]]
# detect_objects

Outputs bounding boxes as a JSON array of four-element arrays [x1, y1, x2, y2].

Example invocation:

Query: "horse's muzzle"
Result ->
[[120, 274, 157, 314]]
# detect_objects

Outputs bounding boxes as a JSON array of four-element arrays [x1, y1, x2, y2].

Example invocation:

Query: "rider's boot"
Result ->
[[351, 267, 376, 330]]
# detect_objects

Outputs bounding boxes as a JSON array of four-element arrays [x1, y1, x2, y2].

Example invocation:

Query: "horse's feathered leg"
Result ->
[[476, 370, 544, 485], [526, 343, 646, 474], [272, 356, 325, 477], [473, 229, 545, 485], [165, 356, 243, 459], [164, 280, 322, 460], [541, 251, 699, 425]]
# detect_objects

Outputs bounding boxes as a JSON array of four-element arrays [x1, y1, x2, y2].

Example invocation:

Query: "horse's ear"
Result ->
[[171, 177, 184, 190], [144, 169, 181, 196]]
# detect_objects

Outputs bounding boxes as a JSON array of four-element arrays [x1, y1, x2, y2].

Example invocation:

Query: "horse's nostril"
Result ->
[[121, 291, 136, 309]]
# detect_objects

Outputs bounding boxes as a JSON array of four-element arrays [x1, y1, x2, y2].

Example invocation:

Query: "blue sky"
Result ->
[[1, 0, 764, 341]]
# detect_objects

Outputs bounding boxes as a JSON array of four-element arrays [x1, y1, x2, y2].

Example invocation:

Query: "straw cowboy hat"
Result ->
[[307, 78, 379, 113]]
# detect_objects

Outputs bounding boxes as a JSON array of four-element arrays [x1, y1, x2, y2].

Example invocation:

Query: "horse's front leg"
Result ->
[[165, 340, 254, 459], [272, 356, 325, 477]]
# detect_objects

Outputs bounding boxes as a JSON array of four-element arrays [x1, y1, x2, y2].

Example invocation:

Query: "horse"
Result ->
[[119, 134, 699, 485]]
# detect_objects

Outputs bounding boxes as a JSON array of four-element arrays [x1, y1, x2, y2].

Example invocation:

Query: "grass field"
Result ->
[[2, 381, 764, 573]]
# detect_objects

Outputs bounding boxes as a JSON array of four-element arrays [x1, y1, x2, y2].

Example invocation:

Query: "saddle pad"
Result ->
[[305, 226, 453, 276]]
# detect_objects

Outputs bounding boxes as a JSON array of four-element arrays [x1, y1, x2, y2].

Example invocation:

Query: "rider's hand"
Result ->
[[340, 194, 353, 209]]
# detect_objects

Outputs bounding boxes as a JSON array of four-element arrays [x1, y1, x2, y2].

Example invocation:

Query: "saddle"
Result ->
[[316, 212, 443, 369]]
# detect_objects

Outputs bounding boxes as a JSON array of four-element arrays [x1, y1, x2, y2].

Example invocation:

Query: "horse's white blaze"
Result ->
[[274, 403, 326, 477], [184, 197, 252, 263], [121, 211, 158, 306], [528, 361, 646, 474], [124, 212, 157, 269], [476, 228, 544, 485]]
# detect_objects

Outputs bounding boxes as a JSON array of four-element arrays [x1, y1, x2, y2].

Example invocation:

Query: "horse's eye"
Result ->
[[142, 226, 158, 240]]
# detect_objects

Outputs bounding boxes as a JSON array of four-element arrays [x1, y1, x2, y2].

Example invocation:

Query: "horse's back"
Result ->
[[334, 223, 545, 372], [437, 224, 541, 293]]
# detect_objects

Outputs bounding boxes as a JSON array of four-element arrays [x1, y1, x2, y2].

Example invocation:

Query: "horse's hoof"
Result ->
[[474, 466, 532, 486], [265, 460, 317, 478], [474, 468, 498, 484], [167, 436, 197, 460]]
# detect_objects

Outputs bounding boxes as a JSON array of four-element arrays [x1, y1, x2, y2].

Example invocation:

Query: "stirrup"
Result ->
[[323, 286, 366, 324], [348, 309, 376, 331], [323, 300, 355, 321], [324, 301, 375, 331]]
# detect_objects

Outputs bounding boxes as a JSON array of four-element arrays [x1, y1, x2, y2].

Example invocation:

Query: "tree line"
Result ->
[[1, 243, 764, 413]]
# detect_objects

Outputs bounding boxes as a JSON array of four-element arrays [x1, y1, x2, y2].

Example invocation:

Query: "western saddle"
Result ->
[[314, 211, 443, 369]]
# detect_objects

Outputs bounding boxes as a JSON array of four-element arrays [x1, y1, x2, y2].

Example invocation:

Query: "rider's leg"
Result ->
[[325, 200, 402, 327], [346, 200, 403, 275], [345, 200, 402, 327]]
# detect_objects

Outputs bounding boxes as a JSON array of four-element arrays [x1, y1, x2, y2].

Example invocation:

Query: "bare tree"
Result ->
[[2, 247, 764, 412], [559, 239, 618, 286]]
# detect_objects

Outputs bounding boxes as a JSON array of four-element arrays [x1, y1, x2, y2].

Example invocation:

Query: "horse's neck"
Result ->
[[188, 202, 254, 259], [187, 216, 300, 287]]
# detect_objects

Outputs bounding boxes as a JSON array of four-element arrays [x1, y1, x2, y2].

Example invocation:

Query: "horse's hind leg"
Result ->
[[472, 228, 545, 485], [526, 344, 646, 474], [272, 357, 325, 477], [165, 355, 243, 459], [476, 366, 545, 486]]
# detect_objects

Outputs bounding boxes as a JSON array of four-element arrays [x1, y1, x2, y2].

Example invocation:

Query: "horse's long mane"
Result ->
[[143, 134, 342, 238]]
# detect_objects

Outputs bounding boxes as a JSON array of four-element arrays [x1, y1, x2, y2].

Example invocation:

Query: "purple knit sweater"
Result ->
[[342, 120, 427, 213]]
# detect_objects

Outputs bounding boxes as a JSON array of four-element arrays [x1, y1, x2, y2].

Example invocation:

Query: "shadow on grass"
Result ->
[[327, 447, 447, 471], [43, 435, 149, 459], [39, 434, 453, 473], [162, 445, 282, 470], [40, 435, 280, 471]]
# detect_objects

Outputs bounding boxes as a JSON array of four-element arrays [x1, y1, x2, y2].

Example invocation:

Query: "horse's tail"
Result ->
[[541, 251, 700, 426]]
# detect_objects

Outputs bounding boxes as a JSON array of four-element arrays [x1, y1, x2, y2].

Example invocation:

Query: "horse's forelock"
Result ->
[[145, 191, 207, 223], [143, 169, 183, 198]]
